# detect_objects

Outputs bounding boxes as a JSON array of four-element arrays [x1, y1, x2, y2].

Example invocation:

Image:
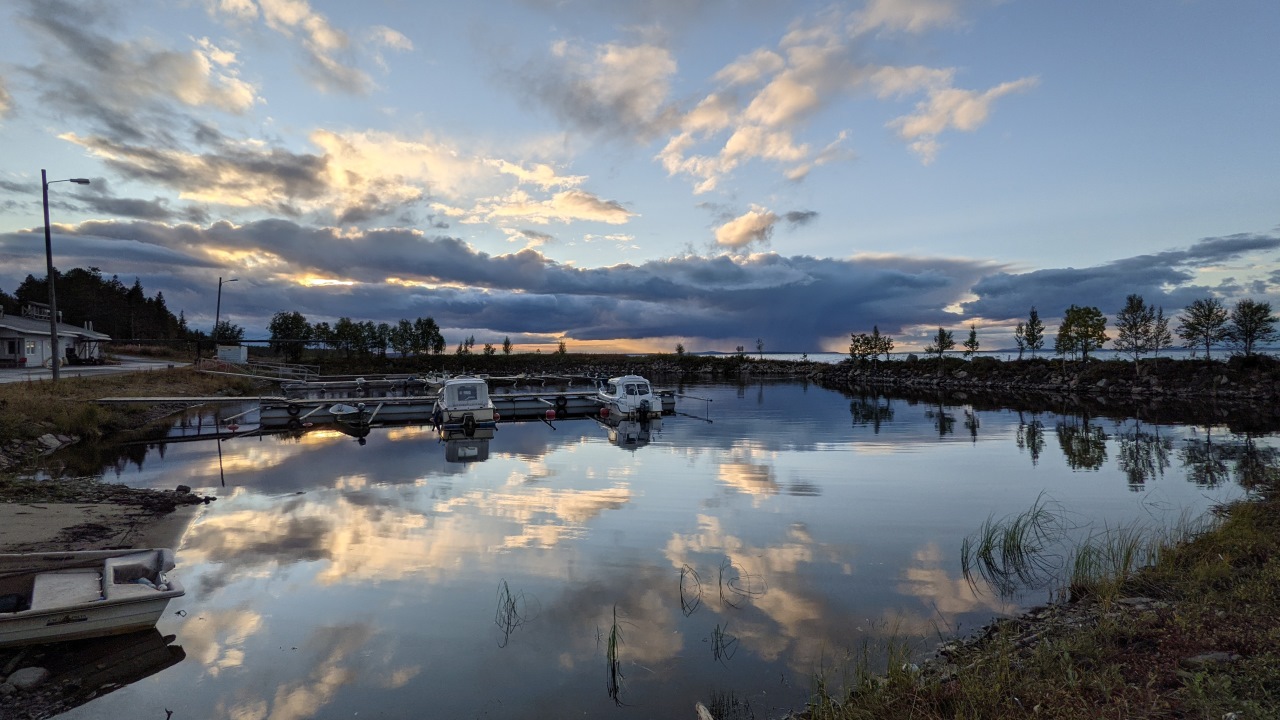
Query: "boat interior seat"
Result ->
[[30, 570, 102, 610], [103, 550, 176, 600]]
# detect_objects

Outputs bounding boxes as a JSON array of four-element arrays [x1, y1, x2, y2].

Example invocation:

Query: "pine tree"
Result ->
[[962, 324, 979, 359], [1025, 307, 1045, 355]]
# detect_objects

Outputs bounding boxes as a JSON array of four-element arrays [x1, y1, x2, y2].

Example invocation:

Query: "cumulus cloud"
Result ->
[[715, 205, 779, 250], [891, 77, 1040, 164], [657, 4, 1034, 190]]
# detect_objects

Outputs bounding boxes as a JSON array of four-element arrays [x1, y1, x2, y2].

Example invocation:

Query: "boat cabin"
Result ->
[[439, 376, 491, 410]]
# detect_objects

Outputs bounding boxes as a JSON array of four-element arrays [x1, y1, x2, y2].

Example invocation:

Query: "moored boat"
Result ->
[[0, 549, 185, 648], [597, 375, 661, 418], [432, 376, 498, 436]]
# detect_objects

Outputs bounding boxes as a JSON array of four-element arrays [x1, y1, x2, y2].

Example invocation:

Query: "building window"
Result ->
[[26, 340, 36, 355]]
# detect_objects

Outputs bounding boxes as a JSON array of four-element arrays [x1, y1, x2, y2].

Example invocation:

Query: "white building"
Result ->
[[0, 302, 111, 368]]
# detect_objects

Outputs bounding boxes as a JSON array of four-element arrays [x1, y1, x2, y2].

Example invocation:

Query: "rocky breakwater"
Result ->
[[812, 355, 1280, 422]]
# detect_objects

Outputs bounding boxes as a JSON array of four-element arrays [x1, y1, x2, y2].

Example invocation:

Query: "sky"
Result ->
[[0, 0, 1277, 353]]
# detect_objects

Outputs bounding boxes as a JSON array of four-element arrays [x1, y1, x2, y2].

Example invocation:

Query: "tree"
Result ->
[[870, 326, 893, 363], [213, 320, 244, 343], [502, 336, 512, 355], [1226, 299, 1278, 357], [923, 327, 954, 359], [268, 311, 311, 363], [483, 343, 495, 356], [391, 319, 415, 356], [849, 332, 874, 361], [1057, 305, 1108, 361], [311, 321, 333, 352], [756, 338, 764, 358], [1013, 323, 1026, 360], [1151, 308, 1173, 357], [557, 339, 567, 355], [1114, 294, 1157, 372], [962, 324, 979, 359], [333, 317, 362, 358], [1025, 307, 1045, 356], [675, 342, 685, 356], [1177, 298, 1229, 360]]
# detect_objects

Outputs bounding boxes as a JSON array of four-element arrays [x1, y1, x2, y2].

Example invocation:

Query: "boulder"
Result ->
[[5, 667, 50, 690]]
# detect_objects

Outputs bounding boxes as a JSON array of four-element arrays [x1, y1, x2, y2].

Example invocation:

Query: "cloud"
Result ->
[[961, 233, 1280, 322], [0, 75, 12, 119], [657, 5, 1034, 190], [854, 0, 964, 35], [61, 131, 330, 213], [784, 210, 818, 226], [891, 77, 1040, 164], [515, 39, 679, 140], [0, 217, 998, 349], [17, 0, 259, 141], [715, 205, 778, 250]]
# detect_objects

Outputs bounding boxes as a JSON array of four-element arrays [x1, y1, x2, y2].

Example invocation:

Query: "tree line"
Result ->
[[1, 269, 187, 340], [851, 297, 1278, 362], [264, 311, 533, 363]]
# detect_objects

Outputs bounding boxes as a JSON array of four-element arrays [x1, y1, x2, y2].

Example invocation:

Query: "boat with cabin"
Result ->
[[0, 549, 185, 648], [431, 376, 498, 435], [597, 375, 661, 419]]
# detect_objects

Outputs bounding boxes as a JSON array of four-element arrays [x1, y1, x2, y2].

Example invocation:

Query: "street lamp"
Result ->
[[214, 276, 238, 346], [41, 169, 90, 382]]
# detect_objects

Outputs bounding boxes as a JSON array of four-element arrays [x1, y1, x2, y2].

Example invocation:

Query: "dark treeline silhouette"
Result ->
[[2, 268, 188, 340]]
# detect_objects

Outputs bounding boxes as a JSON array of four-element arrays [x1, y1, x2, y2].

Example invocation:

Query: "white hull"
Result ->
[[0, 549, 184, 648]]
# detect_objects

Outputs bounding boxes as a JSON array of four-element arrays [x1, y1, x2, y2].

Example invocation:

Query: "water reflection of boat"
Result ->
[[599, 416, 660, 449], [597, 375, 660, 419], [441, 426, 494, 462], [0, 629, 184, 717], [0, 549, 184, 648], [432, 376, 498, 436]]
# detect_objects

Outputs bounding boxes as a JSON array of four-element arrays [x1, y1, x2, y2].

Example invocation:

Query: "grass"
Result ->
[[0, 367, 264, 443], [803, 487, 1280, 719]]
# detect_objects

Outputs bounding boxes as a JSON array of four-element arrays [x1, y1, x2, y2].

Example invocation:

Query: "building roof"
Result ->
[[0, 310, 112, 340]]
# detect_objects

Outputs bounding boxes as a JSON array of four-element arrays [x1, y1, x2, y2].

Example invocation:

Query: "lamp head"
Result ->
[[69, 178, 90, 184]]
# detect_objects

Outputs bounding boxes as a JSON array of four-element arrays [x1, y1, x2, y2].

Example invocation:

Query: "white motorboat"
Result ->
[[597, 375, 660, 418], [0, 549, 185, 648], [431, 376, 498, 435]]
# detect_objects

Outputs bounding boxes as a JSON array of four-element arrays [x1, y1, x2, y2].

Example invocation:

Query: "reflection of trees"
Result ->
[[1180, 427, 1230, 487], [963, 409, 979, 443], [1114, 421, 1173, 490], [924, 399, 955, 437], [1181, 429, 1280, 490], [1016, 412, 1045, 466], [849, 392, 894, 433], [1055, 416, 1107, 471], [1232, 434, 1280, 490]]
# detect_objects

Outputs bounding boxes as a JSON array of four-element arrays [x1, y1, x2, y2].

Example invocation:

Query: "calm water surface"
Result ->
[[54, 380, 1271, 719]]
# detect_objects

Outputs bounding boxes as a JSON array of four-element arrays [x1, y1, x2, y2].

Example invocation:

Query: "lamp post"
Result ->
[[41, 170, 90, 382], [214, 276, 238, 350]]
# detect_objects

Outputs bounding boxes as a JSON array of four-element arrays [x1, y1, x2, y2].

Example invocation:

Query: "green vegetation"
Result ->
[[3, 268, 188, 341], [924, 327, 955, 360], [1055, 305, 1109, 361], [962, 324, 979, 359], [1178, 297, 1230, 360], [803, 484, 1280, 719], [1227, 299, 1278, 357]]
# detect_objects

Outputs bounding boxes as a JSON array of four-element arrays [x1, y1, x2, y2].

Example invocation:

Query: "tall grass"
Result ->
[[960, 492, 1071, 598]]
